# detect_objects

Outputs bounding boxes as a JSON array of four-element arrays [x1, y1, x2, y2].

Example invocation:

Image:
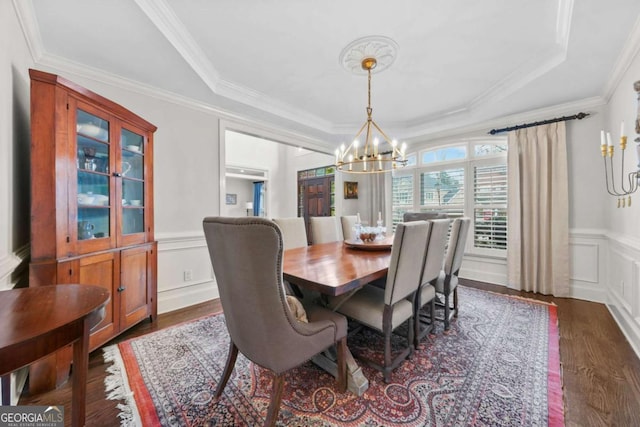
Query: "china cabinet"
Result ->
[[28, 69, 157, 392]]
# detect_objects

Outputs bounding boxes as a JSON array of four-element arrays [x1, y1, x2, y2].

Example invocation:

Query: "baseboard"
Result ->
[[606, 301, 640, 362], [157, 279, 218, 314]]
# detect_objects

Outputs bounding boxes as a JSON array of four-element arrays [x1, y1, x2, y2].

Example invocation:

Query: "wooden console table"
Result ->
[[0, 284, 109, 427]]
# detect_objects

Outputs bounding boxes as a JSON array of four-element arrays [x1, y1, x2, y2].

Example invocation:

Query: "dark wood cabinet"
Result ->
[[28, 69, 157, 392]]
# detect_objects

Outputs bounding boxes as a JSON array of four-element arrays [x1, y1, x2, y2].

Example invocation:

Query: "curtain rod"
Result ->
[[488, 112, 590, 135]]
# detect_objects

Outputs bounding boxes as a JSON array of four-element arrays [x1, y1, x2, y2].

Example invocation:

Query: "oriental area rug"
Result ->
[[103, 286, 564, 426]]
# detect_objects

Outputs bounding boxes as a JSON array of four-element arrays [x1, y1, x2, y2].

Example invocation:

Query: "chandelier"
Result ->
[[335, 45, 407, 173], [601, 122, 640, 207]]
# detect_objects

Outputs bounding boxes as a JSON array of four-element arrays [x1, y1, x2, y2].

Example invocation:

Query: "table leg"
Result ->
[[71, 317, 90, 427], [1, 373, 10, 405], [311, 347, 368, 396]]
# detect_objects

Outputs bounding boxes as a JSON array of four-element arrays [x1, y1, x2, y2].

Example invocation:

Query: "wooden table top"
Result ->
[[283, 241, 392, 296], [0, 284, 110, 374]]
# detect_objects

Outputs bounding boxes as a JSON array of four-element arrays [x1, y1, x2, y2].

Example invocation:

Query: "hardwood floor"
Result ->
[[19, 282, 640, 427]]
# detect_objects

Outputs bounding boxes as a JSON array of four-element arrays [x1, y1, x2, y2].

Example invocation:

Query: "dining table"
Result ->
[[282, 237, 393, 395]]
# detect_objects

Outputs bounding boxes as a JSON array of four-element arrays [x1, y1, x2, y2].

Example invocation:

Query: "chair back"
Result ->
[[403, 212, 448, 222], [444, 217, 471, 276], [310, 216, 343, 244], [272, 217, 308, 250], [203, 217, 304, 371], [421, 219, 450, 284], [384, 221, 431, 305], [340, 215, 358, 241]]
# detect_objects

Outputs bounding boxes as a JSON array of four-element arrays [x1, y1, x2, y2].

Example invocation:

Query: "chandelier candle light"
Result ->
[[335, 55, 408, 174], [600, 120, 640, 207]]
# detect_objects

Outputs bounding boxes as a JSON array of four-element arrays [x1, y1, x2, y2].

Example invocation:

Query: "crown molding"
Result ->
[[403, 95, 606, 144], [36, 53, 333, 152], [134, 0, 333, 134], [16, 0, 617, 150], [602, 13, 640, 101], [333, 0, 575, 136], [466, 0, 573, 114], [12, 0, 44, 62], [132, 0, 220, 91]]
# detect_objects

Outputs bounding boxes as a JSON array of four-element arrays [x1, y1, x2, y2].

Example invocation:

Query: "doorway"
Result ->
[[223, 166, 268, 217]]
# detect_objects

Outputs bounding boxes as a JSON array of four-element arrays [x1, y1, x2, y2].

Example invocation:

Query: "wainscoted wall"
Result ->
[[156, 232, 218, 314], [461, 229, 609, 301], [0, 245, 29, 290], [0, 245, 29, 405], [153, 225, 640, 361], [568, 229, 609, 302], [605, 232, 640, 357]]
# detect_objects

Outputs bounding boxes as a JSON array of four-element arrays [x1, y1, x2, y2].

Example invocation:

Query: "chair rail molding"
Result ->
[[156, 231, 217, 314]]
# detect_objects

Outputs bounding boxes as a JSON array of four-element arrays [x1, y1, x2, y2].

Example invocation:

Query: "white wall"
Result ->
[[601, 45, 640, 357], [0, 1, 32, 291], [0, 0, 35, 405]]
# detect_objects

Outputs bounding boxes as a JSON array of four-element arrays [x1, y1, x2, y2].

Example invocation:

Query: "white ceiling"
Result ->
[[18, 0, 640, 147]]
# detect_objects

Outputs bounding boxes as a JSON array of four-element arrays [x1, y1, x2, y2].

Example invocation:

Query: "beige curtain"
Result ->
[[366, 173, 386, 225], [507, 122, 570, 296]]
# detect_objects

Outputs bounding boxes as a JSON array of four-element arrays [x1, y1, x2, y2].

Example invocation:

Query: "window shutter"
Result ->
[[473, 164, 507, 249]]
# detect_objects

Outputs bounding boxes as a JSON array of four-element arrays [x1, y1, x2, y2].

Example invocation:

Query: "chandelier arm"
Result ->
[[351, 121, 369, 143], [607, 156, 624, 196], [604, 157, 620, 196], [627, 171, 638, 193], [370, 120, 394, 147], [620, 149, 631, 194]]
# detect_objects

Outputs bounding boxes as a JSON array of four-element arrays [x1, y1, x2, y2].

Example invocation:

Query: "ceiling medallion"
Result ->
[[339, 36, 398, 75]]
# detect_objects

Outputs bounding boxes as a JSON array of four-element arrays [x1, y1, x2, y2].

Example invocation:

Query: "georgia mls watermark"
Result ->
[[0, 406, 64, 427]]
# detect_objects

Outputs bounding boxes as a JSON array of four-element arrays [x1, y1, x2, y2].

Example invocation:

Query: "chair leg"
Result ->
[[335, 337, 347, 392], [453, 287, 459, 318], [215, 340, 238, 398], [383, 323, 392, 383], [264, 373, 285, 427], [444, 292, 451, 330], [407, 317, 415, 358], [383, 306, 392, 383], [414, 292, 421, 349]]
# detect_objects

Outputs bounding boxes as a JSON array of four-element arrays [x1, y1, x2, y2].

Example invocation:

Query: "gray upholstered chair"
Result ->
[[340, 215, 358, 241], [329, 221, 430, 382], [434, 217, 471, 329], [310, 216, 343, 244], [414, 218, 450, 347], [203, 217, 347, 427], [403, 211, 448, 222], [272, 217, 308, 250]]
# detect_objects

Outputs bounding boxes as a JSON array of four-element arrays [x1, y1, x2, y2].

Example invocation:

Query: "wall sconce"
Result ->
[[600, 80, 640, 208], [245, 202, 253, 216]]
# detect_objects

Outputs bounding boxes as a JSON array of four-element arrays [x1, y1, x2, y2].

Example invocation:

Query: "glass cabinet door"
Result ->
[[76, 108, 111, 243], [120, 128, 146, 239]]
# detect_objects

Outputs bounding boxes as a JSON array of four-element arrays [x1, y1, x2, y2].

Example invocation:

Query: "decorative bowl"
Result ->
[[357, 226, 385, 243]]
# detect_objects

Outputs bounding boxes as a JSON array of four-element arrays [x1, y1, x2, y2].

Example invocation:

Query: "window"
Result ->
[[419, 168, 465, 218], [391, 174, 413, 226], [473, 164, 507, 249], [391, 139, 507, 255]]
